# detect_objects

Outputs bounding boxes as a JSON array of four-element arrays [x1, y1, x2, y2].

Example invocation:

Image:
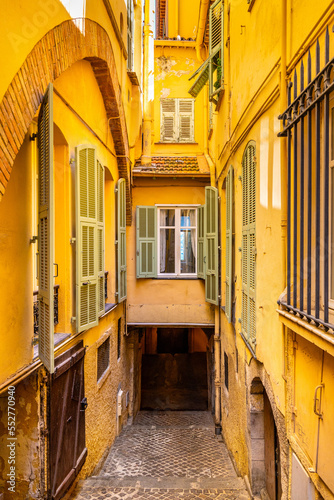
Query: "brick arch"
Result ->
[[0, 19, 132, 222]]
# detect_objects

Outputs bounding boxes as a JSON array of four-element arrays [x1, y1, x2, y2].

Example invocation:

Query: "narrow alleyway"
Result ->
[[70, 412, 250, 499]]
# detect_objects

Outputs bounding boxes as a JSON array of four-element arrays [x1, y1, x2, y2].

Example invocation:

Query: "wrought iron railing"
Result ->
[[33, 285, 59, 340], [278, 27, 334, 332]]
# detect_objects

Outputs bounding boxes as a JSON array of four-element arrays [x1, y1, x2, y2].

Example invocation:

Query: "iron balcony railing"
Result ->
[[278, 27, 334, 333]]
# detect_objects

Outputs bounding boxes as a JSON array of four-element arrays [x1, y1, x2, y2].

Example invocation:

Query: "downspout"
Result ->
[[196, 0, 210, 62], [203, 84, 216, 186], [142, 0, 152, 164]]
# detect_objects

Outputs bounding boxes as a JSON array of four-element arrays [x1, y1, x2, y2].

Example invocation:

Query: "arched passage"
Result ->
[[249, 377, 282, 499], [0, 18, 131, 222]]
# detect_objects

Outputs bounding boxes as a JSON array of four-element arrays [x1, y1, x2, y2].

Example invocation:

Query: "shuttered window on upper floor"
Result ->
[[241, 142, 256, 349], [160, 98, 195, 142], [76, 145, 105, 333], [225, 167, 233, 323], [116, 178, 127, 302], [127, 0, 134, 71]]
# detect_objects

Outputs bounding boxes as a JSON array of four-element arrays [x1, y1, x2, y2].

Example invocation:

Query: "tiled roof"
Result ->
[[133, 156, 210, 175]]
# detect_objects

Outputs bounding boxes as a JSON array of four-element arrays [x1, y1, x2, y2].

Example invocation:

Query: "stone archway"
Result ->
[[0, 18, 132, 222]]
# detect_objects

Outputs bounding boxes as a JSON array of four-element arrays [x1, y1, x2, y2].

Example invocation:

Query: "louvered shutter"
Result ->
[[242, 143, 256, 345], [136, 206, 157, 278], [205, 186, 219, 305], [76, 145, 98, 333], [225, 167, 233, 322], [178, 100, 194, 142], [161, 99, 176, 142], [97, 158, 105, 316], [209, 0, 223, 96], [116, 178, 127, 301], [197, 205, 205, 279], [127, 0, 134, 71], [38, 83, 55, 373]]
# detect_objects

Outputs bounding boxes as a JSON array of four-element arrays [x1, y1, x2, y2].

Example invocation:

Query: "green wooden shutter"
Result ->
[[116, 178, 127, 301], [197, 205, 205, 279], [209, 0, 223, 97], [38, 83, 54, 373], [136, 206, 157, 278], [242, 143, 256, 345], [225, 167, 233, 322], [97, 158, 105, 316], [76, 145, 98, 333], [161, 99, 176, 142], [178, 99, 194, 142], [205, 186, 219, 305]]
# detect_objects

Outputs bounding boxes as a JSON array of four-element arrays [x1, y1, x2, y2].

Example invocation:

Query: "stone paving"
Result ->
[[70, 411, 251, 500]]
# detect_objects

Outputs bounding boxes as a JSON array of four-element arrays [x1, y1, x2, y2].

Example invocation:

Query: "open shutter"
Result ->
[[178, 100, 194, 142], [76, 145, 98, 333], [136, 206, 157, 278], [97, 158, 105, 316], [38, 83, 54, 373], [242, 143, 256, 346], [225, 167, 233, 322], [197, 205, 205, 279], [205, 186, 219, 305], [116, 178, 127, 301], [209, 0, 223, 97], [127, 0, 134, 70], [161, 99, 176, 141]]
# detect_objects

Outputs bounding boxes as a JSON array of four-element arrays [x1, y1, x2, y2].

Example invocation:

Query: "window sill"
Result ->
[[155, 142, 198, 145], [33, 332, 71, 360], [155, 276, 199, 280], [101, 303, 118, 318]]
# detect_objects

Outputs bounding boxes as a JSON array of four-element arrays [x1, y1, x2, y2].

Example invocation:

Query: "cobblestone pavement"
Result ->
[[70, 411, 250, 500]]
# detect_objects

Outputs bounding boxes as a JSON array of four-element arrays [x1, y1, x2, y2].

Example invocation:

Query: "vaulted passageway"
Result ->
[[70, 411, 251, 499]]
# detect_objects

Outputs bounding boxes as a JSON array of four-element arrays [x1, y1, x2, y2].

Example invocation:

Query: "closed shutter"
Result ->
[[205, 186, 219, 305], [116, 178, 127, 301], [136, 206, 157, 278], [161, 99, 176, 141], [97, 159, 105, 316], [242, 143, 256, 345], [179, 100, 194, 142], [225, 167, 233, 322], [76, 146, 98, 333], [127, 0, 134, 71], [197, 205, 205, 279], [38, 83, 55, 373]]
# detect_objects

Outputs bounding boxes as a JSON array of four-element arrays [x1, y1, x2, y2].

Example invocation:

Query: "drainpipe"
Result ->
[[196, 0, 210, 61], [281, 0, 287, 290], [142, 0, 152, 164]]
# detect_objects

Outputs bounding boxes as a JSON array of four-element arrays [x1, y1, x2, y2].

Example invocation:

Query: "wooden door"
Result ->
[[50, 341, 87, 500]]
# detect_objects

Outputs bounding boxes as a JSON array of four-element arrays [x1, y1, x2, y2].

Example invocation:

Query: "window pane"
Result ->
[[160, 229, 175, 273], [181, 209, 196, 227], [160, 209, 175, 226], [180, 228, 196, 273]]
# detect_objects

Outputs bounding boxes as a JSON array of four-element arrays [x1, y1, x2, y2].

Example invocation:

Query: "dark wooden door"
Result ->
[[50, 341, 87, 500]]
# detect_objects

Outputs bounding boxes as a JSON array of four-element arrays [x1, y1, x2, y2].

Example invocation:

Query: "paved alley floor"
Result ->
[[70, 411, 251, 499]]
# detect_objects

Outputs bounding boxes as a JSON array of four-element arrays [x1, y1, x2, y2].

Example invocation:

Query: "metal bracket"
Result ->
[[30, 235, 38, 243], [70, 238, 76, 244], [313, 384, 324, 418], [30, 133, 37, 141]]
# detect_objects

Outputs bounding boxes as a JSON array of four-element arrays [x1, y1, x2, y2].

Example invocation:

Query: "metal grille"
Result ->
[[97, 336, 110, 381], [278, 27, 334, 332]]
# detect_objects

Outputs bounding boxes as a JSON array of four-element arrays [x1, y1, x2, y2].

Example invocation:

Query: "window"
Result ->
[[188, 0, 223, 102], [97, 337, 110, 381], [158, 207, 197, 276], [127, 0, 134, 71], [225, 167, 233, 322], [241, 142, 256, 348], [76, 145, 105, 333], [136, 188, 219, 303], [115, 178, 127, 302], [117, 318, 122, 360], [160, 99, 195, 142], [224, 352, 229, 390]]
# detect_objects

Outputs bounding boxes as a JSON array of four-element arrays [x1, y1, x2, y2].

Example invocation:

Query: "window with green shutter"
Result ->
[[205, 186, 219, 305], [188, 0, 223, 102], [197, 205, 205, 279], [225, 167, 233, 322], [241, 142, 256, 347], [75, 145, 105, 333], [116, 178, 127, 301], [136, 206, 157, 278], [38, 83, 55, 373]]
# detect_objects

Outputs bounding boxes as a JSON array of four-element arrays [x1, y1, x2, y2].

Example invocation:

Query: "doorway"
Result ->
[[141, 327, 210, 410]]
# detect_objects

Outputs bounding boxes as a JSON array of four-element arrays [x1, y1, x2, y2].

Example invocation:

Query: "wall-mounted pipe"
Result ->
[[196, 0, 210, 61]]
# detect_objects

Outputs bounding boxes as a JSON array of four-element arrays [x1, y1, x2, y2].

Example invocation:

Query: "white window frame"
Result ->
[[157, 204, 198, 277]]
